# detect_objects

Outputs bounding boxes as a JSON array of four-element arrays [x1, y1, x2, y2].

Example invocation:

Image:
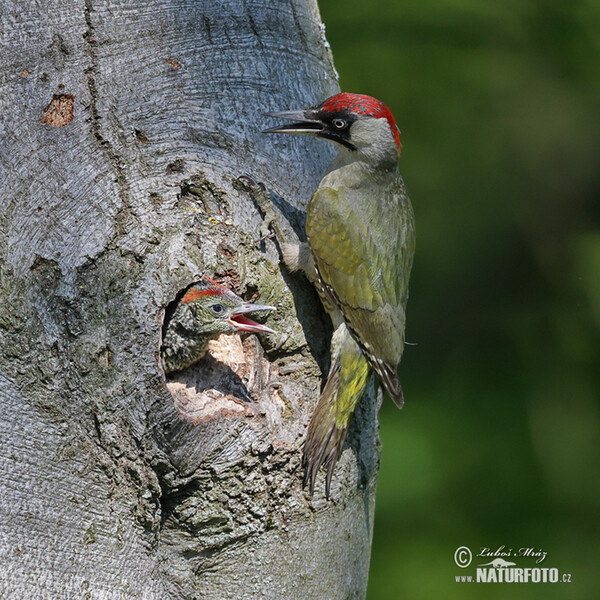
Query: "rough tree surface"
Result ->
[[0, 1, 380, 598]]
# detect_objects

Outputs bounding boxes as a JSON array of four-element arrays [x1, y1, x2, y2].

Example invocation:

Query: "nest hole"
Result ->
[[161, 280, 278, 424]]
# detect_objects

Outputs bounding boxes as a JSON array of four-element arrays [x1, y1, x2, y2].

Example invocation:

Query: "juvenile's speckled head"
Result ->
[[178, 278, 275, 336], [265, 92, 401, 167], [161, 278, 275, 374]]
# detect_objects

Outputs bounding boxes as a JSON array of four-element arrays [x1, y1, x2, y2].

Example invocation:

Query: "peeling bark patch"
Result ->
[[165, 58, 181, 69], [166, 335, 276, 424], [40, 94, 74, 127], [134, 128, 148, 143], [97, 346, 113, 369], [167, 159, 185, 173]]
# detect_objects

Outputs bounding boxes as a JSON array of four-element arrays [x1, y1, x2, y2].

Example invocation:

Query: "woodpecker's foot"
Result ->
[[237, 174, 285, 246], [237, 174, 267, 200]]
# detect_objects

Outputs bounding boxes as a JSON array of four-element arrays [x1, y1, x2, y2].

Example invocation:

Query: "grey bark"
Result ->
[[0, 1, 380, 599]]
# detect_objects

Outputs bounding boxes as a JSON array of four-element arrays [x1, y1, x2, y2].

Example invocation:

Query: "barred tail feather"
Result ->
[[302, 362, 348, 498]]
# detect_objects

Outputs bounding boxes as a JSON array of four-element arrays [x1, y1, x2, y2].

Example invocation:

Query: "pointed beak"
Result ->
[[263, 109, 323, 135], [228, 303, 276, 334]]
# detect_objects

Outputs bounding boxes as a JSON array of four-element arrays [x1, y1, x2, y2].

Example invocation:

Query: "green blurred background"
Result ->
[[319, 0, 600, 598]]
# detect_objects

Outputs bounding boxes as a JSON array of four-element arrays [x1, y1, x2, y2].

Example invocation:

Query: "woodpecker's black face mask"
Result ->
[[315, 108, 357, 151], [264, 108, 357, 151]]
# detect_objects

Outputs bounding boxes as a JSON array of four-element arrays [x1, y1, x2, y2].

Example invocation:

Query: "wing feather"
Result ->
[[306, 181, 415, 395]]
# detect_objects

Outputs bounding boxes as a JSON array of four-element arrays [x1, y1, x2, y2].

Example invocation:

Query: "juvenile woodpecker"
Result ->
[[161, 277, 275, 375], [265, 92, 415, 496]]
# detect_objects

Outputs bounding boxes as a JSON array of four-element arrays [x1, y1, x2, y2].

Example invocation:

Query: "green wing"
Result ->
[[306, 182, 415, 367]]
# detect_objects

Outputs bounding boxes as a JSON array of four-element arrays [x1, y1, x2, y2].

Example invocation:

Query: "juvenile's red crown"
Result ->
[[321, 93, 401, 150], [181, 278, 228, 304]]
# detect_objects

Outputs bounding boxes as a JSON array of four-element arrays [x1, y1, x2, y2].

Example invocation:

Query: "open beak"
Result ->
[[263, 109, 323, 135], [228, 303, 276, 334]]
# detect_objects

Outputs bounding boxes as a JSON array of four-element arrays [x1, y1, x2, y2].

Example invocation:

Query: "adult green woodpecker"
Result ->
[[265, 92, 415, 496], [161, 277, 275, 375]]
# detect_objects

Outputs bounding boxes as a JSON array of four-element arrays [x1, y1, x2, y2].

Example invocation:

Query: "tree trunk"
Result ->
[[0, 1, 380, 598]]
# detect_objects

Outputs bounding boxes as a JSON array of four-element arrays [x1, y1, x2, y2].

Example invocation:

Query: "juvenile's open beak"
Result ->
[[263, 109, 322, 135], [228, 303, 276, 334]]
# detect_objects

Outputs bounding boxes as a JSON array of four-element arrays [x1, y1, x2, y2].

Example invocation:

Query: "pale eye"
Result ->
[[332, 118, 347, 129], [210, 304, 223, 314]]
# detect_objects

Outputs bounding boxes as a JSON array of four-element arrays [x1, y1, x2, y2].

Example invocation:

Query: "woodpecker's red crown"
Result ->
[[319, 93, 401, 150]]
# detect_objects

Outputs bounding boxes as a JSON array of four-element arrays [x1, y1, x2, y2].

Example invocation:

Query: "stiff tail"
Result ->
[[302, 326, 371, 497]]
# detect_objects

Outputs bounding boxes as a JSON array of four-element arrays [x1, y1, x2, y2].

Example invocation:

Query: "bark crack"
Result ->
[[83, 0, 129, 206], [289, 0, 310, 54], [244, 0, 265, 50]]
